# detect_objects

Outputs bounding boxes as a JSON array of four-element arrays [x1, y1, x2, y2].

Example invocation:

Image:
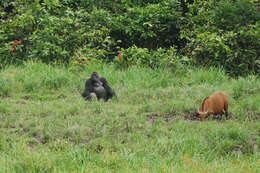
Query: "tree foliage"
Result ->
[[0, 0, 259, 76]]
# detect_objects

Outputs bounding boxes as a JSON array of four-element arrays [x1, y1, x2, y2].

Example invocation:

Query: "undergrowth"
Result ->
[[0, 62, 259, 172]]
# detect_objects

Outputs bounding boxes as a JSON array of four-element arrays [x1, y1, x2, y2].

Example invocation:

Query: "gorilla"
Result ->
[[81, 72, 116, 101], [99, 77, 116, 101]]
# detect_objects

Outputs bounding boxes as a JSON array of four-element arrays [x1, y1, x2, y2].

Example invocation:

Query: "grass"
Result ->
[[0, 61, 259, 172]]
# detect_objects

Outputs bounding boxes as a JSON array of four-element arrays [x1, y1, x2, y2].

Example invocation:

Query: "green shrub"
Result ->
[[110, 3, 182, 49], [115, 45, 185, 69], [1, 0, 259, 76], [211, 0, 260, 32], [0, 2, 116, 65], [185, 25, 260, 76], [183, 0, 260, 76]]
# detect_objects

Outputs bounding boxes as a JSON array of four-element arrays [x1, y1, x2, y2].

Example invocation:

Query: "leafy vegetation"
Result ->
[[0, 0, 259, 171], [0, 62, 259, 172], [1, 0, 259, 75]]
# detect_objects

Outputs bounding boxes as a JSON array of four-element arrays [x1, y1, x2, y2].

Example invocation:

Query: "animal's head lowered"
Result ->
[[197, 109, 209, 118], [196, 96, 209, 120]]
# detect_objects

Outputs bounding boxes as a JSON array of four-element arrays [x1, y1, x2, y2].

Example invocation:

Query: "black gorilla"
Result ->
[[99, 77, 116, 101], [82, 72, 116, 101]]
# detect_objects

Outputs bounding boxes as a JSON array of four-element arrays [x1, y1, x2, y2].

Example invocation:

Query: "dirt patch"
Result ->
[[58, 94, 67, 99], [95, 144, 103, 153], [147, 113, 174, 123], [23, 95, 30, 100], [28, 140, 39, 149], [245, 112, 260, 121], [32, 132, 42, 143], [183, 112, 201, 121], [146, 112, 235, 123], [16, 100, 26, 104], [146, 112, 200, 123]]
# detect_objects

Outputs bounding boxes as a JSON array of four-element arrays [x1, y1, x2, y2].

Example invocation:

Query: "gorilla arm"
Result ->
[[82, 79, 94, 100], [100, 77, 117, 101]]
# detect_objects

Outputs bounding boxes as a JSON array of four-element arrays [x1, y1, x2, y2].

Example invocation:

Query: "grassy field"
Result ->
[[0, 62, 259, 172]]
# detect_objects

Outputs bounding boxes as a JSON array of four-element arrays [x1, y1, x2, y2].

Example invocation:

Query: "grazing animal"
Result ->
[[81, 72, 116, 101], [197, 91, 229, 121]]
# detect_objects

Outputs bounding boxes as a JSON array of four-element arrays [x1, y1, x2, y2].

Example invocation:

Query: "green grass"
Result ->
[[0, 62, 259, 172]]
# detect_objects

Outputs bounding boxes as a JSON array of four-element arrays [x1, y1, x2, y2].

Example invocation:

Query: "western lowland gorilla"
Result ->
[[99, 77, 116, 101], [81, 72, 116, 101]]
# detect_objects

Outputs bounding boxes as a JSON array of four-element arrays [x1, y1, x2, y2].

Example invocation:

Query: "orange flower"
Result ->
[[73, 61, 79, 64], [17, 40, 22, 44], [12, 41, 17, 47], [13, 40, 22, 47], [10, 47, 15, 51], [117, 52, 123, 57], [117, 52, 123, 60]]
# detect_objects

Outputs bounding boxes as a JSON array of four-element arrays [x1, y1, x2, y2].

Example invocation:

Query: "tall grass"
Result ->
[[0, 61, 259, 172]]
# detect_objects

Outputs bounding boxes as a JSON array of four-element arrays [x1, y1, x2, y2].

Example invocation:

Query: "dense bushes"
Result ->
[[184, 25, 260, 76], [183, 0, 260, 76], [115, 46, 186, 70], [0, 2, 115, 64], [110, 3, 182, 49], [0, 0, 259, 76]]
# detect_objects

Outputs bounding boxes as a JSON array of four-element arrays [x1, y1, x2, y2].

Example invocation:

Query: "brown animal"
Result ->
[[197, 91, 229, 121]]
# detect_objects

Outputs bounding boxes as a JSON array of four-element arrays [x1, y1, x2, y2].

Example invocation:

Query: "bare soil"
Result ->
[[146, 112, 200, 123]]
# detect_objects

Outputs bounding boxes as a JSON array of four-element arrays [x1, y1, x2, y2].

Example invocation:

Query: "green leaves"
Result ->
[[0, 0, 259, 76], [111, 3, 181, 49], [114, 45, 183, 70], [183, 0, 260, 76]]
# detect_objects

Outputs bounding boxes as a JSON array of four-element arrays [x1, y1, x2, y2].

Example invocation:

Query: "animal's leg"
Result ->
[[217, 110, 224, 120], [224, 103, 229, 120]]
